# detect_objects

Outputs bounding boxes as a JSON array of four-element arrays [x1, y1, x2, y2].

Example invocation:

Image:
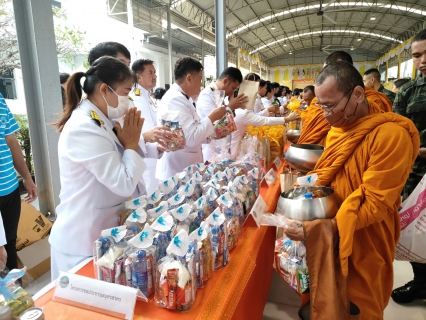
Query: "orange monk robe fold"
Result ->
[[365, 86, 393, 112], [298, 89, 391, 147], [298, 97, 330, 146], [308, 100, 419, 319]]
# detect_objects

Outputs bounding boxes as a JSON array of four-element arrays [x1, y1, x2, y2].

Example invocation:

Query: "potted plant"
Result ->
[[13, 114, 35, 194]]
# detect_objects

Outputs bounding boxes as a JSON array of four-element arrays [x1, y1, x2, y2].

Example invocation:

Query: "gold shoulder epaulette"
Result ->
[[210, 86, 215, 91], [128, 95, 134, 101], [134, 88, 141, 96], [90, 110, 104, 127]]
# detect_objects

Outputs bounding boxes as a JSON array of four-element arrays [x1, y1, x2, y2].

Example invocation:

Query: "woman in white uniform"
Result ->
[[50, 57, 146, 280]]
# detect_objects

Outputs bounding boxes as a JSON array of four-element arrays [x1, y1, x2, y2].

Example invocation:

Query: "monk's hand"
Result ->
[[284, 219, 305, 241], [285, 112, 300, 123], [418, 148, 426, 159]]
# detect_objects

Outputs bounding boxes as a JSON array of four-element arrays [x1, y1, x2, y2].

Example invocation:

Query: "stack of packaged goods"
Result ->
[[274, 236, 309, 295], [92, 153, 265, 311]]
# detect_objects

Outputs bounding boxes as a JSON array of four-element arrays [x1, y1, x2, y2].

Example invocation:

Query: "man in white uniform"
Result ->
[[254, 80, 278, 116], [197, 67, 249, 161], [261, 82, 275, 109], [131, 59, 169, 194], [156, 57, 227, 180]]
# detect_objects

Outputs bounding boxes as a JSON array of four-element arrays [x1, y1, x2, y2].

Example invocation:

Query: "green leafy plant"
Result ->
[[0, 0, 87, 73], [13, 114, 33, 173]]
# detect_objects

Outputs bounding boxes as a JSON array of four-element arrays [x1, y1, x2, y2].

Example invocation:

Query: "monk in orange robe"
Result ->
[[298, 98, 330, 145], [284, 62, 419, 319]]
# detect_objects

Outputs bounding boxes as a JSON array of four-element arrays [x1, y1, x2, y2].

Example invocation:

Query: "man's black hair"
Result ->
[[219, 67, 243, 83], [60, 73, 70, 84], [132, 59, 154, 74], [88, 42, 131, 66], [174, 57, 203, 82], [259, 79, 267, 88], [324, 51, 353, 66], [303, 85, 315, 95], [244, 72, 260, 81], [315, 61, 364, 94], [272, 82, 280, 88], [364, 68, 381, 81], [394, 78, 411, 89], [413, 29, 426, 43]]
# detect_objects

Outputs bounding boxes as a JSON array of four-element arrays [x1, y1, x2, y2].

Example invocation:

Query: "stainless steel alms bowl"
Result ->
[[285, 144, 324, 173], [277, 186, 340, 221], [286, 130, 301, 144]]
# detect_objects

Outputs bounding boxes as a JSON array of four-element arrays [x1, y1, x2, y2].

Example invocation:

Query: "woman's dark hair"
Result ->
[[54, 56, 132, 132], [88, 42, 131, 66], [154, 87, 167, 100], [258, 79, 267, 88], [244, 73, 260, 81], [266, 83, 273, 94]]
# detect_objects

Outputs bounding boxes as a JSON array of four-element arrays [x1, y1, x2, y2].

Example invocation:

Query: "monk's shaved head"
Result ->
[[315, 61, 364, 94]]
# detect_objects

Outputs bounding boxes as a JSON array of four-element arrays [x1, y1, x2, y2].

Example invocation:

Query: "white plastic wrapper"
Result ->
[[126, 207, 147, 224], [170, 204, 191, 222], [239, 174, 249, 185], [193, 171, 203, 182], [195, 196, 207, 210], [166, 229, 190, 257], [231, 167, 240, 176], [177, 171, 190, 184], [101, 226, 127, 243], [189, 221, 209, 242], [206, 187, 219, 201], [213, 172, 225, 181], [206, 208, 226, 226], [224, 168, 232, 180], [125, 195, 147, 210], [216, 192, 233, 208], [158, 177, 177, 194], [183, 182, 195, 197], [195, 163, 206, 172], [297, 173, 318, 187], [148, 201, 169, 219], [128, 224, 155, 249], [168, 189, 186, 207], [260, 213, 290, 228], [96, 246, 125, 269], [184, 165, 194, 175], [152, 212, 174, 232], [248, 168, 259, 180], [147, 189, 164, 205], [204, 179, 221, 190]]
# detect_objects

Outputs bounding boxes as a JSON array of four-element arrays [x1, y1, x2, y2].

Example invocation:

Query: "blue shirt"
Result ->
[[0, 94, 19, 196]]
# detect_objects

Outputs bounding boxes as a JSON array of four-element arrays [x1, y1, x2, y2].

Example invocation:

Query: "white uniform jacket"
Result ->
[[231, 109, 285, 156], [49, 99, 146, 256], [132, 84, 161, 194], [156, 83, 214, 181], [196, 83, 219, 162], [254, 94, 270, 116]]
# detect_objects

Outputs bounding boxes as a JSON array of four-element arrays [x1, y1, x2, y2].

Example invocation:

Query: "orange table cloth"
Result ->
[[35, 163, 285, 320]]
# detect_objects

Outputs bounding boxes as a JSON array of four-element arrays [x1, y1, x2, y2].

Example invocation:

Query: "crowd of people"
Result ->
[[0, 25, 424, 320]]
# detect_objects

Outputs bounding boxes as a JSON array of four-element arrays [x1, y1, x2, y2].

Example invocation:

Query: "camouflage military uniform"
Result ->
[[393, 74, 426, 200], [379, 84, 396, 103]]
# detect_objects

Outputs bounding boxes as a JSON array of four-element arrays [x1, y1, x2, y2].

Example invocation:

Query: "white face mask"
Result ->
[[102, 85, 130, 119]]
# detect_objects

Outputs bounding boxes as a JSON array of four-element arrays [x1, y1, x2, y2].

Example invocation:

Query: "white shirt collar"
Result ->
[[136, 84, 151, 100]]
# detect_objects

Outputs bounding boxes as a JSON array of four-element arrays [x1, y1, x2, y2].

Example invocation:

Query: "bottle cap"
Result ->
[[137, 250, 147, 259], [304, 192, 313, 199]]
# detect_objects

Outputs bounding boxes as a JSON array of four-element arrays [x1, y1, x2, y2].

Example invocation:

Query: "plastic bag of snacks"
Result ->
[[275, 236, 309, 294], [217, 192, 240, 251], [152, 212, 175, 261], [146, 189, 164, 210], [155, 230, 194, 311], [0, 268, 34, 317], [147, 201, 169, 224], [189, 221, 212, 288], [158, 177, 178, 199], [170, 204, 192, 236], [212, 109, 237, 140], [206, 208, 229, 270], [125, 207, 147, 229], [128, 224, 157, 298], [160, 112, 186, 151]]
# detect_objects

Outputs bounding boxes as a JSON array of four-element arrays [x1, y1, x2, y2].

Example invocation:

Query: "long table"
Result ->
[[34, 162, 285, 319]]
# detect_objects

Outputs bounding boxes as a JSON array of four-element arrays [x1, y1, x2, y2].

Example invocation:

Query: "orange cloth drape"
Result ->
[[298, 98, 329, 146], [308, 101, 419, 318], [364, 86, 393, 112], [35, 164, 285, 320]]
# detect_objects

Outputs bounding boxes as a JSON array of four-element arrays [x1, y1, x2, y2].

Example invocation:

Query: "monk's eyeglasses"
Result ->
[[315, 88, 354, 114]]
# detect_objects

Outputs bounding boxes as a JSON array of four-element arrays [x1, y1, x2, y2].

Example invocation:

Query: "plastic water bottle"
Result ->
[[249, 177, 259, 197], [132, 250, 148, 297]]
